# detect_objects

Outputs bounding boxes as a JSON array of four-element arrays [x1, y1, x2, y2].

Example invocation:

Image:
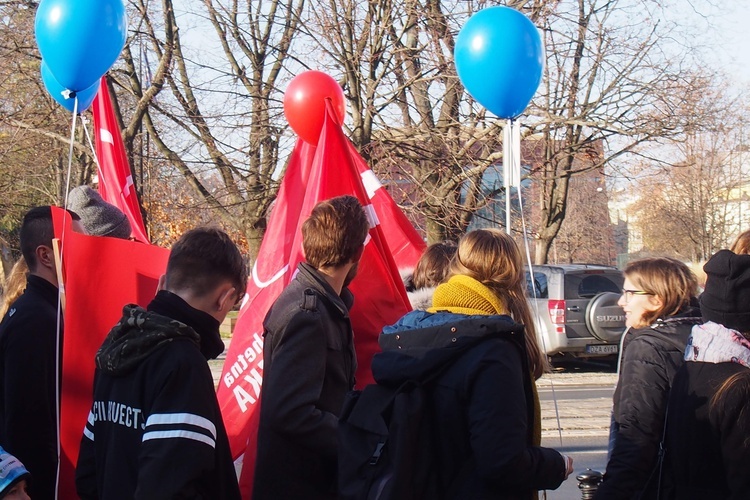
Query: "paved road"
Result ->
[[538, 371, 616, 499]]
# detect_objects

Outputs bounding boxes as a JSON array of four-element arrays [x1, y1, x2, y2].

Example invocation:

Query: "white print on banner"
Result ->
[[91, 400, 144, 430], [252, 261, 289, 288], [224, 332, 265, 412]]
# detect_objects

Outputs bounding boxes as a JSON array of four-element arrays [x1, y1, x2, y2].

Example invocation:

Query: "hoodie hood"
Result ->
[[96, 304, 201, 376], [685, 321, 750, 368], [373, 310, 524, 387]]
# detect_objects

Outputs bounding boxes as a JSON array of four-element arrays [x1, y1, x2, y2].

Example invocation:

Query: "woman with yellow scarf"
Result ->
[[373, 228, 572, 499]]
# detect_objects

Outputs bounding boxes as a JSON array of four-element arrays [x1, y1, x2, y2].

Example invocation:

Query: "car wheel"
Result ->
[[585, 292, 626, 342]]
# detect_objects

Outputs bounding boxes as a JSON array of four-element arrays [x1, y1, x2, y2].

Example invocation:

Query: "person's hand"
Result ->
[[561, 454, 574, 480]]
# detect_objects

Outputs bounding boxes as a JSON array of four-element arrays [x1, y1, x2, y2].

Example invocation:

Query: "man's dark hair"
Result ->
[[166, 227, 248, 302], [302, 195, 369, 269], [20, 206, 54, 271]]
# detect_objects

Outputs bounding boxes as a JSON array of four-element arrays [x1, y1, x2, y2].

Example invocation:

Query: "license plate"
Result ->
[[586, 344, 618, 354]]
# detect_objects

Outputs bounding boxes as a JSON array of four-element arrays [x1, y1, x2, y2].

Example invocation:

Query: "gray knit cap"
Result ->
[[67, 185, 132, 239]]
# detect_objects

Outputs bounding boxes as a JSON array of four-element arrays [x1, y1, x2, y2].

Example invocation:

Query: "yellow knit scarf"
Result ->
[[428, 275, 507, 315], [428, 274, 543, 449]]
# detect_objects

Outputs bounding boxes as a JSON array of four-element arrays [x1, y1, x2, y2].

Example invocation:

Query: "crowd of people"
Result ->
[[0, 190, 748, 499]]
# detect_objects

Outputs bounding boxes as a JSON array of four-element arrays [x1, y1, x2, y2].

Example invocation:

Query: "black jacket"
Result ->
[[664, 328, 750, 499], [75, 291, 240, 500], [596, 308, 701, 500], [253, 263, 357, 500], [0, 274, 60, 500], [374, 311, 566, 500]]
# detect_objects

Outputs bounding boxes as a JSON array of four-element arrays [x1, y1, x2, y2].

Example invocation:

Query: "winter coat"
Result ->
[[0, 275, 60, 500], [374, 311, 566, 500], [664, 322, 750, 500], [253, 263, 357, 500], [596, 308, 701, 500], [75, 291, 240, 500]]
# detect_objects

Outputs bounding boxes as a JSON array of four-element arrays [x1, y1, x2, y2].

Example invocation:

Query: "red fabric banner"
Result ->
[[91, 77, 150, 243], [52, 208, 169, 498], [217, 104, 424, 497]]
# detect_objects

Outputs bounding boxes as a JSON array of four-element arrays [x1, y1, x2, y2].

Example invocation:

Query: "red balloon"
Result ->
[[284, 71, 346, 145]]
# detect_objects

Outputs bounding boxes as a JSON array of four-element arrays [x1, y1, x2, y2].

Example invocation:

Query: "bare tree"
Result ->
[[0, 1, 97, 258], [630, 101, 749, 261], [524, 0, 718, 263], [302, 0, 719, 260], [110, 0, 303, 255]]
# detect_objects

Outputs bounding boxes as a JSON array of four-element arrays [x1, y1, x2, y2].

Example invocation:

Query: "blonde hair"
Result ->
[[624, 257, 698, 327], [0, 258, 28, 318], [731, 230, 750, 255], [450, 229, 547, 379]]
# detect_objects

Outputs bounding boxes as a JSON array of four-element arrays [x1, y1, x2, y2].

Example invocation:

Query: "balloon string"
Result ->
[[55, 94, 78, 500], [512, 120, 565, 448], [81, 115, 101, 175]]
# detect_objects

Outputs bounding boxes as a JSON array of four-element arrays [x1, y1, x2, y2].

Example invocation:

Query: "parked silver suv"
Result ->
[[526, 264, 626, 358]]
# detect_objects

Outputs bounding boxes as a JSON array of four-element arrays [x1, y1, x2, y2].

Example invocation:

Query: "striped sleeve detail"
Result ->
[[142, 413, 217, 448], [83, 410, 95, 441]]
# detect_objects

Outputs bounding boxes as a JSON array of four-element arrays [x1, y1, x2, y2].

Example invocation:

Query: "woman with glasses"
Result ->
[[595, 258, 702, 500]]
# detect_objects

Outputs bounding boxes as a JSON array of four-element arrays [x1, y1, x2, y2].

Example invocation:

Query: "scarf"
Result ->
[[428, 275, 507, 315], [685, 321, 750, 368]]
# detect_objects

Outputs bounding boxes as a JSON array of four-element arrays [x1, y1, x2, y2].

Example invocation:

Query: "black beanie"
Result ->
[[700, 249, 750, 332], [67, 185, 132, 239]]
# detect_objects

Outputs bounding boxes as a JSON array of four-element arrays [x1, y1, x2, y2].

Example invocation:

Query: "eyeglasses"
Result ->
[[621, 289, 653, 303]]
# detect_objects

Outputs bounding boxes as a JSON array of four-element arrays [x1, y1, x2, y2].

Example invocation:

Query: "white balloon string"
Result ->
[[81, 114, 101, 174], [513, 120, 564, 448], [55, 94, 79, 500]]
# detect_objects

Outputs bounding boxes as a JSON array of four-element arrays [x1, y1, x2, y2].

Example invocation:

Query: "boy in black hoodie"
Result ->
[[76, 227, 247, 499]]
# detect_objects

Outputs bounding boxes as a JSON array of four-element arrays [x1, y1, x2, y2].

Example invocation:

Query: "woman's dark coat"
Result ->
[[374, 311, 566, 500]]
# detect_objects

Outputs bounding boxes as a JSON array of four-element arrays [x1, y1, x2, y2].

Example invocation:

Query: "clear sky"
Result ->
[[691, 2, 750, 89]]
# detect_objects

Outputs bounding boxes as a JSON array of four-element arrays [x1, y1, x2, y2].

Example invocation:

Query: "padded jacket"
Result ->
[[374, 311, 566, 500], [664, 325, 750, 499], [596, 308, 701, 500]]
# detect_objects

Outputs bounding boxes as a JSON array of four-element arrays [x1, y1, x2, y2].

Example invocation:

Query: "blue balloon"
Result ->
[[35, 0, 127, 92], [454, 6, 544, 119], [41, 61, 100, 113]]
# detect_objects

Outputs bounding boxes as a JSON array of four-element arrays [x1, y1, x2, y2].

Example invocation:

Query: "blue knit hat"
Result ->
[[0, 447, 30, 496]]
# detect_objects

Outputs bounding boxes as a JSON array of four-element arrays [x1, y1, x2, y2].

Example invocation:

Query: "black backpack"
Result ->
[[337, 372, 447, 500]]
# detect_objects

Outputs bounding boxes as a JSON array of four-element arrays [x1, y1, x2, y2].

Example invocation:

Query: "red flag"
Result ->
[[217, 103, 424, 497], [52, 208, 169, 498], [91, 77, 150, 243], [346, 140, 425, 269]]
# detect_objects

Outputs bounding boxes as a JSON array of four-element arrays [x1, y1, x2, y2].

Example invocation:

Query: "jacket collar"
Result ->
[[297, 262, 353, 316], [25, 274, 59, 305], [148, 290, 224, 359]]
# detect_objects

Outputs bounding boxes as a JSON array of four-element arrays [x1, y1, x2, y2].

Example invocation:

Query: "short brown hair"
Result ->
[[302, 196, 369, 269], [166, 227, 248, 301], [412, 242, 457, 290], [624, 257, 698, 326]]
